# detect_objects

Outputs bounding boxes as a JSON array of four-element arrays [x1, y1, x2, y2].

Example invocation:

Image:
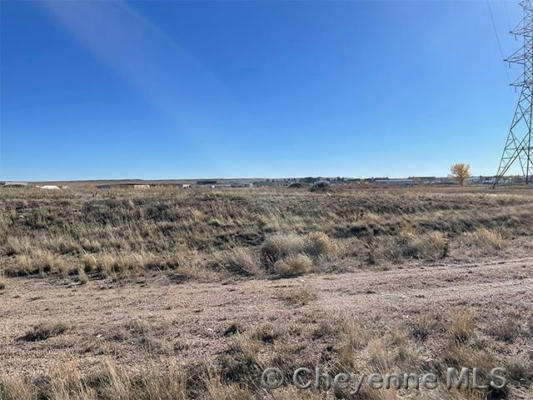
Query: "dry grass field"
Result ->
[[0, 185, 532, 400]]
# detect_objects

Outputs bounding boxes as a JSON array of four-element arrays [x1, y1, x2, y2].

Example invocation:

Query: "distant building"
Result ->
[[300, 177, 322, 184], [480, 176, 496, 185], [390, 179, 414, 186], [39, 185, 60, 190], [197, 180, 217, 186], [133, 184, 150, 190], [4, 182, 28, 187], [230, 182, 254, 188], [373, 178, 413, 186], [97, 183, 147, 189], [409, 176, 438, 185], [434, 177, 454, 185]]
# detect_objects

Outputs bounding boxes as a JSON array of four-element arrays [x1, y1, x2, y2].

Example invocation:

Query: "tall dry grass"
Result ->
[[0, 187, 530, 281]]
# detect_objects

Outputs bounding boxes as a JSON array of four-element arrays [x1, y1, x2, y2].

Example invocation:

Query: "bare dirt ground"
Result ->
[[2, 256, 531, 395]]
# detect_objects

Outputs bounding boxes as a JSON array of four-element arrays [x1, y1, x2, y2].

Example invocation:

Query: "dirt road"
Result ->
[[1, 257, 532, 379]]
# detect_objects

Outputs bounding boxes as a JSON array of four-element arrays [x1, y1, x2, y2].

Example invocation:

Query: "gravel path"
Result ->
[[1, 257, 532, 378]]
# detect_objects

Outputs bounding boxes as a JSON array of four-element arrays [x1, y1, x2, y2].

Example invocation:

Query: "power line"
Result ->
[[486, 0, 511, 85]]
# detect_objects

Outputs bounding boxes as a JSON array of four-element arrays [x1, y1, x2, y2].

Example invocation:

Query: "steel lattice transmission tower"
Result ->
[[494, 0, 533, 187]]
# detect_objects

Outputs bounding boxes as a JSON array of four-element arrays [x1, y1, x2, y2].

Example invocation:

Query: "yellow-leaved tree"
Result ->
[[450, 163, 471, 187]]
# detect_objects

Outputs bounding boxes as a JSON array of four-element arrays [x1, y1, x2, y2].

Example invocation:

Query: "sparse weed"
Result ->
[[450, 310, 475, 343], [261, 234, 305, 268], [407, 313, 444, 341], [475, 228, 504, 249], [213, 247, 261, 277], [97, 254, 116, 278], [0, 373, 35, 400], [82, 254, 97, 273], [19, 323, 68, 342], [304, 232, 338, 258], [274, 254, 313, 277], [457, 228, 505, 256], [487, 317, 520, 343], [77, 266, 89, 284], [278, 284, 317, 306]]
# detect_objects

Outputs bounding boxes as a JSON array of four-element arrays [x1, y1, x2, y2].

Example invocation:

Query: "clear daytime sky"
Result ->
[[0, 0, 525, 180]]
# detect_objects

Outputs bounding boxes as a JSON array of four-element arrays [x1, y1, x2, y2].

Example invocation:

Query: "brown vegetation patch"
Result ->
[[274, 254, 313, 277], [18, 323, 68, 342], [277, 284, 318, 306], [0, 186, 532, 399]]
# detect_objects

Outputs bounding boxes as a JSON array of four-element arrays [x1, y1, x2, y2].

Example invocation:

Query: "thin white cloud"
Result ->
[[42, 0, 232, 133]]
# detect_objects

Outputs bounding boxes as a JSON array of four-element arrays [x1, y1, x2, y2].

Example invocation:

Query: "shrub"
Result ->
[[205, 377, 251, 400], [487, 318, 520, 343], [16, 255, 35, 274], [475, 228, 504, 249], [78, 267, 89, 284], [15, 251, 70, 278], [260, 234, 305, 268], [438, 341, 498, 387], [223, 323, 244, 337], [304, 232, 338, 258], [119, 253, 149, 273], [408, 314, 444, 341], [49, 236, 81, 255], [506, 356, 533, 383], [0, 373, 35, 400], [251, 323, 282, 343], [218, 335, 261, 384], [274, 254, 312, 277], [404, 231, 448, 260], [277, 285, 317, 306], [56, 258, 69, 278], [213, 247, 261, 276], [97, 254, 116, 278], [81, 239, 102, 253], [4, 237, 28, 256], [19, 323, 68, 342], [370, 237, 403, 263], [372, 231, 448, 263], [450, 311, 475, 343], [35, 251, 53, 274], [456, 228, 504, 257], [82, 254, 97, 273], [123, 320, 170, 353]]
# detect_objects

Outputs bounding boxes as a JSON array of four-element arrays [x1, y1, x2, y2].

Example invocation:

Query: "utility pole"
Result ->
[[494, 0, 533, 187]]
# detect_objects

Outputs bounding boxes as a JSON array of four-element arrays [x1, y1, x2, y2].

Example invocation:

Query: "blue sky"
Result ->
[[0, 0, 524, 180]]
